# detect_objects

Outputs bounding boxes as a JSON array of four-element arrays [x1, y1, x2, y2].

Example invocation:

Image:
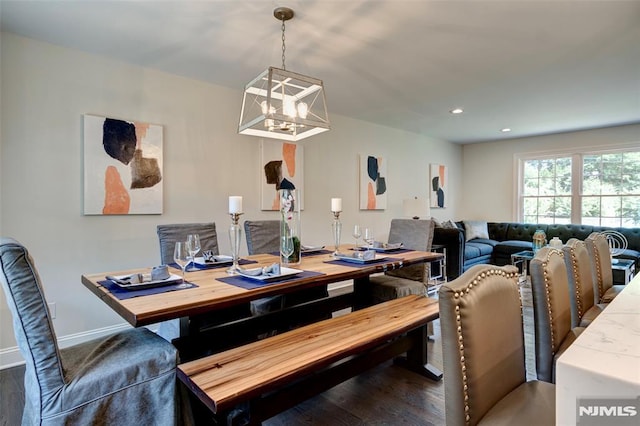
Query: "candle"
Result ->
[[331, 198, 342, 212], [229, 196, 243, 214]]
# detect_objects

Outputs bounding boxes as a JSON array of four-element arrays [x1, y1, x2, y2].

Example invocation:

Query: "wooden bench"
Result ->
[[177, 294, 440, 425]]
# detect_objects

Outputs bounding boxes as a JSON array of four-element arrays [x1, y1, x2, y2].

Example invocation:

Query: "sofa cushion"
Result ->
[[464, 220, 489, 241]]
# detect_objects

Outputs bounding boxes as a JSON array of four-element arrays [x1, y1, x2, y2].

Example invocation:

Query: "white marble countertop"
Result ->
[[556, 274, 640, 425]]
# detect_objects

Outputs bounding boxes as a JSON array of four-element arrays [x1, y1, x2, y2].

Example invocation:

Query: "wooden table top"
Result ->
[[81, 245, 443, 327]]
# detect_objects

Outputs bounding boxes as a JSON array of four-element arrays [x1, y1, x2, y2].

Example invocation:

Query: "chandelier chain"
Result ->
[[281, 18, 286, 70]]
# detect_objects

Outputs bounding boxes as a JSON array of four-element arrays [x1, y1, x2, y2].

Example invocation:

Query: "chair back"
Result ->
[[585, 232, 613, 301], [530, 247, 572, 382], [385, 218, 434, 282], [0, 237, 64, 416], [244, 220, 280, 255], [439, 264, 523, 426], [563, 238, 596, 327], [157, 222, 219, 265]]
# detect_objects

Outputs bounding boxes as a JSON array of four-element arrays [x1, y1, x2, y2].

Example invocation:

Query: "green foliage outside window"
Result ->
[[521, 150, 640, 227]]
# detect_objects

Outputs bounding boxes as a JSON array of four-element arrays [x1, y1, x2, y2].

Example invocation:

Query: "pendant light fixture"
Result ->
[[238, 7, 330, 141]]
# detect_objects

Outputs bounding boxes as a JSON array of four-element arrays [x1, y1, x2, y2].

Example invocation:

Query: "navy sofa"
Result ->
[[433, 221, 640, 284]]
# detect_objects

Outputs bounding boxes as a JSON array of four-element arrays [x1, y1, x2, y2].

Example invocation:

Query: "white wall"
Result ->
[[0, 33, 462, 366], [459, 124, 640, 221]]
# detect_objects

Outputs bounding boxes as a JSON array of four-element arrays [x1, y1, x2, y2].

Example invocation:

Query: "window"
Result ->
[[518, 149, 640, 227]]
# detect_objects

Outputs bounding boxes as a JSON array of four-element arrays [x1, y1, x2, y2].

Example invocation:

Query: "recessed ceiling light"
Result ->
[[450, 108, 464, 114], [501, 128, 512, 132]]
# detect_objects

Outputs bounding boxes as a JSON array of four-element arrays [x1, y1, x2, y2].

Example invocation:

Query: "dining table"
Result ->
[[82, 244, 444, 363]]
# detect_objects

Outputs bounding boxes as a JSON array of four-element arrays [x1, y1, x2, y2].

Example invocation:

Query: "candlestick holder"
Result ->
[[332, 211, 342, 257], [228, 212, 243, 274]]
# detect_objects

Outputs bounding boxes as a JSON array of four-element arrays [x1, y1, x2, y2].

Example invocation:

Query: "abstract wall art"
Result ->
[[359, 154, 387, 210], [260, 140, 304, 210], [430, 163, 447, 208], [83, 114, 163, 215]]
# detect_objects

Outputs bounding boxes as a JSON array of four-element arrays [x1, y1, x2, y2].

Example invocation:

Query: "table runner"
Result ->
[[217, 270, 325, 290], [269, 249, 334, 257], [351, 247, 413, 255], [99, 279, 198, 300]]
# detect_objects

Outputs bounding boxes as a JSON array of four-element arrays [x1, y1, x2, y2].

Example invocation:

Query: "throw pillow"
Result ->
[[441, 220, 458, 229], [464, 220, 489, 241]]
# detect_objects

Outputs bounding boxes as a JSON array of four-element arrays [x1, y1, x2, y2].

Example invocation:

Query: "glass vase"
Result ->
[[280, 189, 301, 265]]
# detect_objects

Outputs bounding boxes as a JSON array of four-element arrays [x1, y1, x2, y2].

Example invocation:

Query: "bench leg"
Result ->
[[394, 324, 443, 381]]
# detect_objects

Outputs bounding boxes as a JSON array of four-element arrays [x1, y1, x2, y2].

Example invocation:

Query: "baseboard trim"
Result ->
[[0, 323, 139, 370]]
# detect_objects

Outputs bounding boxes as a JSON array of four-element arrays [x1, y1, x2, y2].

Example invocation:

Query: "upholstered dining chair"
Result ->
[[0, 237, 179, 425], [563, 238, 607, 328], [585, 232, 625, 303], [439, 264, 556, 426], [530, 247, 585, 383], [157, 222, 250, 340], [367, 219, 435, 304]]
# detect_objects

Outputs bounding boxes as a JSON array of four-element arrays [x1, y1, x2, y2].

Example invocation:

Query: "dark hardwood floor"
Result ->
[[0, 282, 535, 425]]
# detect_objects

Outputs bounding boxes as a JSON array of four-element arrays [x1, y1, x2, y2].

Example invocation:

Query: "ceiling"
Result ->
[[1, 0, 639, 144]]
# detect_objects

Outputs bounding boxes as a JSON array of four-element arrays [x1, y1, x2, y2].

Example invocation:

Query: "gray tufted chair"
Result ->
[[562, 238, 607, 327], [157, 223, 250, 340], [439, 264, 555, 426], [0, 237, 179, 425], [530, 247, 585, 383], [585, 232, 625, 303], [367, 219, 435, 304]]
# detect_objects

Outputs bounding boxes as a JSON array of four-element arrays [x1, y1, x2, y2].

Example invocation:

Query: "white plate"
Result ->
[[236, 267, 303, 282], [334, 253, 381, 264], [195, 255, 233, 266], [108, 273, 183, 290]]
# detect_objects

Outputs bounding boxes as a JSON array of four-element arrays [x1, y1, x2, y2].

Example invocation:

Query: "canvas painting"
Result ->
[[430, 163, 447, 208], [260, 140, 304, 210], [359, 154, 387, 210], [83, 114, 163, 215]]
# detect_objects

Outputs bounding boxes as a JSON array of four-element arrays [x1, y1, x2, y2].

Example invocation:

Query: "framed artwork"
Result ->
[[83, 114, 163, 215], [430, 163, 447, 208], [260, 140, 304, 210], [359, 154, 387, 210]]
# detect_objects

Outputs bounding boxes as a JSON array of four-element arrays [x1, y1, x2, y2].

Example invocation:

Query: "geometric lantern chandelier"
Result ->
[[238, 7, 330, 142]]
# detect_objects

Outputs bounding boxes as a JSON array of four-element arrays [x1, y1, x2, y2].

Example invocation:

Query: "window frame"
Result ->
[[515, 144, 640, 226]]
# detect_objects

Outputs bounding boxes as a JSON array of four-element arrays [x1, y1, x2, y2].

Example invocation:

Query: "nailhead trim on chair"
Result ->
[[568, 247, 584, 320], [452, 268, 519, 425], [541, 248, 564, 354], [590, 235, 605, 300]]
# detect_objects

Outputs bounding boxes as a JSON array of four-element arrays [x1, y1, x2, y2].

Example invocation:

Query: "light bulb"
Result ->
[[260, 101, 275, 115], [283, 98, 297, 118], [297, 102, 308, 119]]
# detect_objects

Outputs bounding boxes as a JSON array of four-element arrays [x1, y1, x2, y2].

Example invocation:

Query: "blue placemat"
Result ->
[[217, 270, 325, 290], [351, 247, 413, 254], [324, 257, 393, 268], [269, 249, 334, 257], [169, 258, 258, 272], [99, 279, 198, 300]]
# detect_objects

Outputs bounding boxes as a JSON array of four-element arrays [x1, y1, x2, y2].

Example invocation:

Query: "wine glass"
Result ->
[[352, 225, 362, 249], [186, 234, 201, 271], [173, 241, 191, 287], [364, 227, 375, 249]]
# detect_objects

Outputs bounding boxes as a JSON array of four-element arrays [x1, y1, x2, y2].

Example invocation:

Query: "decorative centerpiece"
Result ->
[[228, 196, 243, 274], [532, 229, 547, 254], [331, 198, 342, 256], [280, 189, 301, 265]]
